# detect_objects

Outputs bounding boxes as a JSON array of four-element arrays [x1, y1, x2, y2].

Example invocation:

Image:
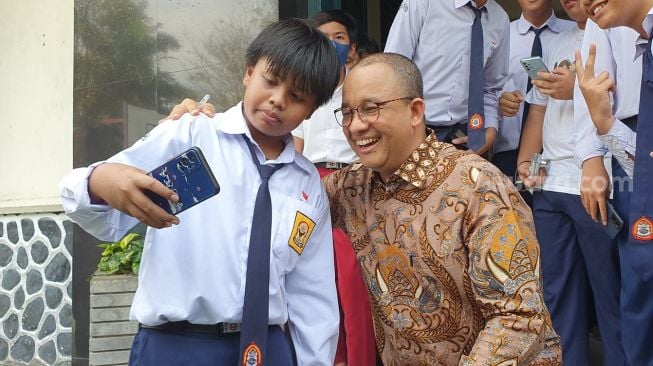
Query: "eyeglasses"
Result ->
[[333, 97, 416, 127]]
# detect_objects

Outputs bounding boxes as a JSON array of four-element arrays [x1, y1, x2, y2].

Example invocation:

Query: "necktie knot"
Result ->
[[467, 2, 483, 17], [531, 25, 548, 37], [258, 164, 280, 181]]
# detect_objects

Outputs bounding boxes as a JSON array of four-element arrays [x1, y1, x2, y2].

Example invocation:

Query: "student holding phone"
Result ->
[[59, 19, 341, 366], [516, 1, 625, 364]]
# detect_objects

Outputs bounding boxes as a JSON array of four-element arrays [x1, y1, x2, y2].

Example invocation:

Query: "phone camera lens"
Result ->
[[180, 157, 190, 166]]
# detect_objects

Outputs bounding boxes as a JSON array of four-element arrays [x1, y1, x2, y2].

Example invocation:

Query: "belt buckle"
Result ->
[[221, 323, 240, 334], [325, 162, 340, 169]]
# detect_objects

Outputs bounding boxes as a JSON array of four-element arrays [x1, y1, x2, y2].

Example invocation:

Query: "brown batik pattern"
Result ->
[[324, 133, 562, 366]]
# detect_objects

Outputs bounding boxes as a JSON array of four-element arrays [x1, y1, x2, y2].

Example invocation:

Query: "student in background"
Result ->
[[516, 1, 625, 364], [495, 0, 573, 191], [384, 0, 510, 155], [575, 0, 653, 363]]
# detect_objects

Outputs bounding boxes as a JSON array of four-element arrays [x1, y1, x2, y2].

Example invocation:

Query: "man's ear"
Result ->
[[409, 98, 426, 128], [243, 65, 254, 87], [348, 43, 358, 59]]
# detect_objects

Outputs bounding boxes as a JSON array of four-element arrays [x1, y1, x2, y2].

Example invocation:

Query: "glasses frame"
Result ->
[[333, 96, 417, 127]]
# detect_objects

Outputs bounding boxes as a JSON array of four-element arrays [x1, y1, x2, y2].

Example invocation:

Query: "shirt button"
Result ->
[[649, 151, 653, 158]]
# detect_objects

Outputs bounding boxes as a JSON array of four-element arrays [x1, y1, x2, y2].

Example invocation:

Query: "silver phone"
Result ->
[[520, 56, 550, 80]]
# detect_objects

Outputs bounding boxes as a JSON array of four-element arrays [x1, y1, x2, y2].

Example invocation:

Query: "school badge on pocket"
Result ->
[[288, 211, 315, 255]]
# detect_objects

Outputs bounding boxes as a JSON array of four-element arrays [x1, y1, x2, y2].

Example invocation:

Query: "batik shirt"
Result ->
[[324, 132, 561, 366]]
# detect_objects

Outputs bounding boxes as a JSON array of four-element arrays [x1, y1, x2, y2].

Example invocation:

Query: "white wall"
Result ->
[[0, 0, 74, 214]]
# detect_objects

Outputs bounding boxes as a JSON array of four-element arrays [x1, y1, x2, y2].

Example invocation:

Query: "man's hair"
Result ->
[[310, 9, 359, 47], [356, 53, 423, 98], [245, 18, 339, 107]]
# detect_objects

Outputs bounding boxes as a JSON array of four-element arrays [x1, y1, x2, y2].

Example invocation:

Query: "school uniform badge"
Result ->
[[632, 216, 653, 241], [288, 211, 315, 255], [242, 342, 262, 366], [469, 113, 484, 130]]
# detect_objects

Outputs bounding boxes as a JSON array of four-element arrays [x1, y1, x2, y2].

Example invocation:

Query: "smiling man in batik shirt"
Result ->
[[324, 53, 561, 365]]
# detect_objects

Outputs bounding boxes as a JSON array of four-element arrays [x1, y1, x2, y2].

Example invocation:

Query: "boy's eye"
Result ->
[[263, 76, 279, 86], [290, 93, 304, 102]]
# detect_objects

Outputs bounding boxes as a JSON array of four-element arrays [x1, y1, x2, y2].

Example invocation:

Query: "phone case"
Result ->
[[520, 56, 550, 80], [145, 147, 220, 215], [598, 202, 624, 240]]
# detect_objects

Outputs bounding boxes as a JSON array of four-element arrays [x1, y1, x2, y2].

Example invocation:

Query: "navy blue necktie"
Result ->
[[628, 35, 653, 256], [521, 26, 547, 129], [467, 3, 485, 151], [239, 135, 283, 365]]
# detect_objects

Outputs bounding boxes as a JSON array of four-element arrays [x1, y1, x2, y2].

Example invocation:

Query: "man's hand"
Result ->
[[162, 98, 217, 123], [532, 67, 575, 100], [450, 127, 497, 155], [580, 156, 611, 225], [499, 90, 524, 117], [575, 45, 616, 135], [88, 163, 180, 228]]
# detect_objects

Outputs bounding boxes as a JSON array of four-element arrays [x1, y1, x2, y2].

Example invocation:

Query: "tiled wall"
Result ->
[[0, 213, 72, 365]]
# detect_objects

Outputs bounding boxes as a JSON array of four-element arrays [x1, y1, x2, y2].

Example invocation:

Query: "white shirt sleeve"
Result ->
[[598, 120, 636, 177], [286, 190, 339, 365], [573, 21, 609, 167], [483, 18, 510, 130], [384, 0, 427, 58]]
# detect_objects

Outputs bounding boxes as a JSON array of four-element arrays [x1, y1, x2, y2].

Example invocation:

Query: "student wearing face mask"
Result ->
[[293, 10, 378, 366]]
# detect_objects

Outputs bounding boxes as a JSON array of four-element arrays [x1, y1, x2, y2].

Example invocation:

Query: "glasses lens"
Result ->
[[335, 109, 353, 126], [360, 103, 380, 123]]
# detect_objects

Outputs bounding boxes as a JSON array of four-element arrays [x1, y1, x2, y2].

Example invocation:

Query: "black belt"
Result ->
[[314, 162, 348, 169], [139, 321, 241, 336]]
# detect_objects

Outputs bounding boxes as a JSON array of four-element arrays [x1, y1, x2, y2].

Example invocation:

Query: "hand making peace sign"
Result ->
[[575, 43, 617, 135]]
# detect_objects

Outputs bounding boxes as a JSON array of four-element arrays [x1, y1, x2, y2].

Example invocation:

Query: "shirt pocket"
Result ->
[[271, 196, 321, 274]]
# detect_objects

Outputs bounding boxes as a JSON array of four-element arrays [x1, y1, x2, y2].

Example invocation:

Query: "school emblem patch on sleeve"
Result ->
[[288, 211, 316, 255], [632, 216, 653, 241], [469, 113, 484, 130]]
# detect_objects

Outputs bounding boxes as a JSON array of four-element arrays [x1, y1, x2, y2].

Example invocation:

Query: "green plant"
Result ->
[[97, 233, 144, 275]]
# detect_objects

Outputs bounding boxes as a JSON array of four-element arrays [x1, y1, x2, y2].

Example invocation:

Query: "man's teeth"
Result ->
[[593, 3, 605, 15], [357, 138, 378, 146]]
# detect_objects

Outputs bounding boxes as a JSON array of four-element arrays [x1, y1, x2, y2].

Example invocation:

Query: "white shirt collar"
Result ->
[[213, 102, 312, 173], [517, 11, 565, 35]]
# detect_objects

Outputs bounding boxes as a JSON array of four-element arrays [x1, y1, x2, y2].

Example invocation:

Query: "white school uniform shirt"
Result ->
[[384, 0, 510, 129], [292, 83, 357, 164], [596, 8, 653, 177], [59, 103, 339, 365], [573, 20, 641, 177], [527, 26, 607, 195], [495, 13, 574, 153]]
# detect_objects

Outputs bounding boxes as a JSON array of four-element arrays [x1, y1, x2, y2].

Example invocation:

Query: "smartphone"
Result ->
[[520, 56, 550, 80], [597, 202, 624, 240], [145, 147, 220, 215]]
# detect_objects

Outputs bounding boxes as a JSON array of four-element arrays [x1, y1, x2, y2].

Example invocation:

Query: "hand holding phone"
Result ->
[[145, 147, 220, 215], [521, 56, 550, 80], [597, 202, 624, 240]]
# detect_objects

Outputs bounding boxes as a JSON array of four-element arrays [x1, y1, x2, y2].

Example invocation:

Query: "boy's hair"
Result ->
[[245, 18, 339, 108], [356, 53, 423, 98], [310, 9, 359, 47]]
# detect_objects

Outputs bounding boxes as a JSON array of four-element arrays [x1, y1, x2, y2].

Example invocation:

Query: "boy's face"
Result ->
[[242, 58, 317, 139], [318, 21, 357, 64], [561, 0, 587, 22], [518, 0, 553, 18], [581, 0, 644, 29], [341, 63, 422, 179]]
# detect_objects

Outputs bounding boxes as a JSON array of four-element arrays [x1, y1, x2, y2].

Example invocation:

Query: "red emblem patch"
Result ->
[[632, 216, 653, 241], [469, 113, 484, 130], [242, 342, 262, 366]]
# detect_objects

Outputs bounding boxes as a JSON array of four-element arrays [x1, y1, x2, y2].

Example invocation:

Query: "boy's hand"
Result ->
[[532, 67, 575, 100], [450, 127, 497, 155], [499, 90, 524, 117], [161, 98, 217, 123], [517, 160, 546, 188], [580, 156, 611, 225], [88, 163, 180, 228], [575, 45, 616, 135]]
